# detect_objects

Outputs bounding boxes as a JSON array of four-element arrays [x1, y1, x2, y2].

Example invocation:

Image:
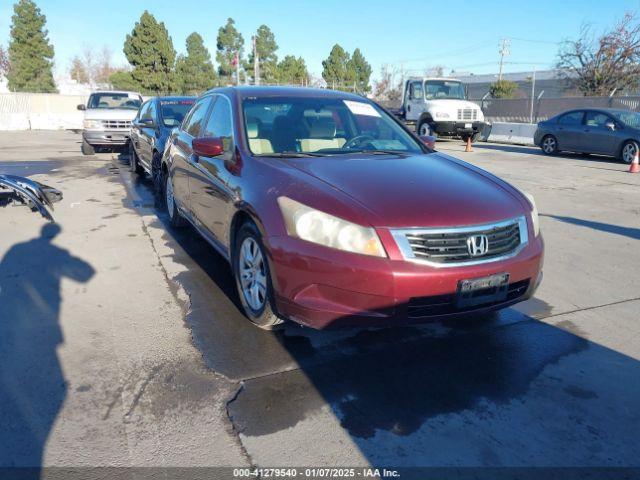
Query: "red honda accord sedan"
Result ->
[[161, 86, 543, 329]]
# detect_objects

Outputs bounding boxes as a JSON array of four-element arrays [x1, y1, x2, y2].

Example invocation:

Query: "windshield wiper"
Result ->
[[256, 151, 329, 158], [342, 149, 411, 156]]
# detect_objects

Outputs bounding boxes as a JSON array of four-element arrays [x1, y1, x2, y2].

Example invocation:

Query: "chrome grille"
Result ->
[[457, 108, 478, 121], [391, 217, 528, 267], [102, 120, 132, 129]]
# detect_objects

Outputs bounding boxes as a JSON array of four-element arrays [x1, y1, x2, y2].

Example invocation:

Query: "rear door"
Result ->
[[189, 95, 236, 243], [169, 96, 214, 216], [555, 111, 585, 151], [138, 100, 158, 170], [581, 111, 619, 155]]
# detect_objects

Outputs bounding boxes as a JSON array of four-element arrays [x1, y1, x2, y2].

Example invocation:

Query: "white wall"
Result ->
[[0, 92, 87, 130]]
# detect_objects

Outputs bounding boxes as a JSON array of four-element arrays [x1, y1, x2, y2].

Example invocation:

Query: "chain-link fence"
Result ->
[[472, 95, 640, 123]]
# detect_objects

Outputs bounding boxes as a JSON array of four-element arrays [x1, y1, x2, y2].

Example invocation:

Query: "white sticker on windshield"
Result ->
[[343, 100, 380, 117]]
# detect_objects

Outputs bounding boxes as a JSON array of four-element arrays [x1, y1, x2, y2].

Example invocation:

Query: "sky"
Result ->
[[1, 0, 640, 82]]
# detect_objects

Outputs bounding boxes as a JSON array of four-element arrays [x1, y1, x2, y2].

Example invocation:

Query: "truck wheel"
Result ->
[[81, 139, 95, 156], [418, 120, 433, 137]]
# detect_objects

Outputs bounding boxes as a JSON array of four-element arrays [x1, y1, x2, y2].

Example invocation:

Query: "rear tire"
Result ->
[[541, 135, 558, 155], [163, 171, 187, 228], [233, 222, 284, 330], [151, 152, 163, 193], [81, 139, 95, 155], [620, 140, 638, 164]]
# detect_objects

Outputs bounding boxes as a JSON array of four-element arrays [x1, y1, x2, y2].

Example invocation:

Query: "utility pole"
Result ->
[[252, 36, 260, 85], [529, 66, 536, 124], [498, 38, 510, 81], [234, 52, 240, 86]]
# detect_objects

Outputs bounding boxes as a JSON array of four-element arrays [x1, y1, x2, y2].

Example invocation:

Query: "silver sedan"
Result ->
[[534, 108, 640, 164]]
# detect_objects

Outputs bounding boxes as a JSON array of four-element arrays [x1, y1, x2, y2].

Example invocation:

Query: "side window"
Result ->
[[203, 96, 234, 153], [558, 111, 584, 126], [411, 81, 424, 100], [585, 111, 611, 128], [148, 101, 157, 122], [182, 97, 212, 137], [137, 101, 151, 121]]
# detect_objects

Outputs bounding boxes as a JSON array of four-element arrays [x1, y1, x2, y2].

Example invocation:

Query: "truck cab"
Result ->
[[401, 78, 485, 141], [78, 91, 143, 155]]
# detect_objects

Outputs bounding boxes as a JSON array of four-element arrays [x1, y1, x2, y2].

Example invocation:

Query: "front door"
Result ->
[[581, 111, 619, 155], [405, 80, 424, 122]]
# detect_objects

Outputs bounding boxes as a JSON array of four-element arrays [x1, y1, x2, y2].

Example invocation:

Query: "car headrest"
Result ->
[[309, 118, 337, 138], [246, 122, 259, 138]]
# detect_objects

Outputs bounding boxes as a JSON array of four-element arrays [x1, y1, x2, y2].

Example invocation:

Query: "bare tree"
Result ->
[[557, 13, 640, 96], [94, 46, 116, 84], [373, 64, 402, 103], [69, 55, 89, 83], [0, 46, 9, 77]]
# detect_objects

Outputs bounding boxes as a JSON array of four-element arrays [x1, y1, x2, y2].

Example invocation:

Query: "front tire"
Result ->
[[620, 140, 638, 164], [541, 135, 558, 155], [163, 172, 187, 228], [129, 142, 144, 174], [417, 120, 433, 137], [233, 222, 284, 330], [81, 139, 95, 155], [152, 153, 163, 193]]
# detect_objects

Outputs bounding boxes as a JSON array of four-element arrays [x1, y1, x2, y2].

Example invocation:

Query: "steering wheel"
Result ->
[[343, 134, 375, 150]]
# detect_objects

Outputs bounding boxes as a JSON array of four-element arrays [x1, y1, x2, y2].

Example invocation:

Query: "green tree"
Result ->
[[123, 11, 177, 93], [348, 48, 372, 93], [176, 32, 217, 94], [216, 18, 244, 83], [108, 70, 139, 91], [247, 25, 278, 83], [69, 56, 89, 84], [276, 55, 308, 85], [7, 0, 56, 92], [490, 79, 518, 98], [322, 44, 352, 90]]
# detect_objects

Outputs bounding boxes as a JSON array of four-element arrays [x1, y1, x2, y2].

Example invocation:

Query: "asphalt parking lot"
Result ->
[[1, 130, 639, 477]]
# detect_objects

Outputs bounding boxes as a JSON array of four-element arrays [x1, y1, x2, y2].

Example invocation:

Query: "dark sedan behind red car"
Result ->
[[160, 86, 543, 329]]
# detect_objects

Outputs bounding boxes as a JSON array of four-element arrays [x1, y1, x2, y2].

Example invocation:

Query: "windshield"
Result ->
[[611, 110, 640, 128], [160, 99, 195, 127], [424, 80, 466, 100], [242, 96, 423, 156], [88, 93, 141, 110]]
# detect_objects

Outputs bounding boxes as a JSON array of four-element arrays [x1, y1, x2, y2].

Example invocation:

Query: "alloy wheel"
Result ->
[[542, 136, 556, 154], [622, 142, 637, 164], [165, 175, 175, 219], [239, 237, 267, 311]]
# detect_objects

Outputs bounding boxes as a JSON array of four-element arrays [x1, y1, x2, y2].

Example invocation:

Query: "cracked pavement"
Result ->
[[1, 131, 639, 476]]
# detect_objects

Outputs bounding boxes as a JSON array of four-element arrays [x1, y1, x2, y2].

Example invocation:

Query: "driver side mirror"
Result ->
[[419, 135, 436, 149], [192, 137, 224, 157], [77, 104, 86, 111], [142, 118, 156, 128]]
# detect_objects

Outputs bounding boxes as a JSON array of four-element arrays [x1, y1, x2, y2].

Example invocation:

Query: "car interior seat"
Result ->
[[246, 121, 274, 154], [298, 117, 345, 152]]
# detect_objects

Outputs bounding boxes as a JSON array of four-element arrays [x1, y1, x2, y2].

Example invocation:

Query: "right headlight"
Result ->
[[277, 196, 386, 257], [83, 119, 103, 129], [522, 191, 540, 237]]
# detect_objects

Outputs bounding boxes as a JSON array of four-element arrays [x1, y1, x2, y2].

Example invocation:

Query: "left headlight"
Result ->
[[521, 191, 540, 237], [83, 119, 103, 129], [277, 196, 387, 257]]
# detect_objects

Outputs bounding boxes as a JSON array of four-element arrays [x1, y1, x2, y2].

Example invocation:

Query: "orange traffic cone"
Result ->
[[465, 136, 473, 152], [629, 150, 640, 173]]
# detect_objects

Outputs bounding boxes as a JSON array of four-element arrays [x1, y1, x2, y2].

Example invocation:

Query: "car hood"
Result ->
[[282, 152, 525, 228], [84, 108, 139, 121], [425, 99, 480, 111]]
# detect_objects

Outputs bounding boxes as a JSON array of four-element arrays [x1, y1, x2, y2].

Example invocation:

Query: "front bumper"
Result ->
[[267, 231, 544, 329], [430, 120, 485, 137], [83, 129, 131, 146]]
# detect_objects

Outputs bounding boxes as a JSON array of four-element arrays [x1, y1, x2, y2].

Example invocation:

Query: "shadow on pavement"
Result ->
[[122, 165, 640, 474], [0, 224, 94, 470], [542, 214, 640, 241]]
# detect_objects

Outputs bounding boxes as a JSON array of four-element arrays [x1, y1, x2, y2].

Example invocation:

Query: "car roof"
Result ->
[[204, 85, 369, 102], [154, 95, 197, 101]]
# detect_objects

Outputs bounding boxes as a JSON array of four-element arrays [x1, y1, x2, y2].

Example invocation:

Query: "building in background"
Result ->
[[457, 69, 574, 99]]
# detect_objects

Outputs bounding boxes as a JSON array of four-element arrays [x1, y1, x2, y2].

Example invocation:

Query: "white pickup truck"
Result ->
[[78, 91, 143, 155], [396, 77, 486, 142]]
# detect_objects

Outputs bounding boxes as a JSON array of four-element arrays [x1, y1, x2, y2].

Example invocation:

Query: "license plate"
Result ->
[[456, 273, 509, 309], [465, 123, 472, 129]]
